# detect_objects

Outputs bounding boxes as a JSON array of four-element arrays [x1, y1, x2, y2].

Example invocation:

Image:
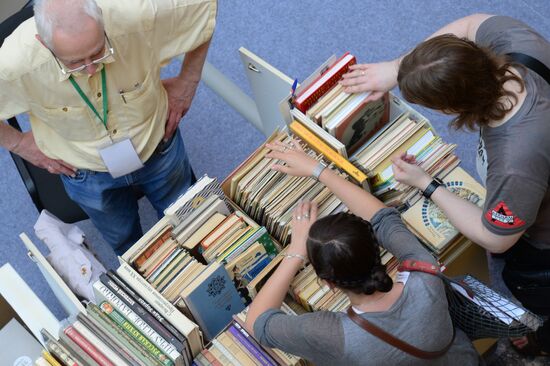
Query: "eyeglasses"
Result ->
[[52, 33, 115, 75]]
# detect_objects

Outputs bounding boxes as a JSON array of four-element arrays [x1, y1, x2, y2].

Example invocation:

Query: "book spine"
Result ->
[[231, 315, 288, 366], [296, 57, 356, 113], [98, 301, 175, 366], [116, 260, 202, 357], [101, 273, 185, 349], [35, 357, 53, 366], [193, 353, 209, 366], [290, 120, 367, 183], [232, 322, 279, 366], [86, 303, 164, 366], [77, 313, 145, 366], [63, 325, 115, 366], [72, 320, 131, 366], [93, 281, 181, 362], [200, 349, 223, 366], [58, 332, 101, 366], [210, 339, 240, 366], [107, 272, 190, 357], [46, 340, 80, 366], [227, 325, 275, 366], [41, 349, 64, 366]]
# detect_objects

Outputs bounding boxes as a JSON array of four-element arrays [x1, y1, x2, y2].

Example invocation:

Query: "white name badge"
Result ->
[[98, 138, 144, 178]]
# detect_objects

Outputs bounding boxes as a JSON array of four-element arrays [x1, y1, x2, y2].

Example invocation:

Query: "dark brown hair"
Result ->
[[306, 212, 393, 295], [397, 34, 524, 130]]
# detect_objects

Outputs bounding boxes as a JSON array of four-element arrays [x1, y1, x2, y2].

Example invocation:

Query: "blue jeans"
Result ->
[[61, 132, 195, 256]]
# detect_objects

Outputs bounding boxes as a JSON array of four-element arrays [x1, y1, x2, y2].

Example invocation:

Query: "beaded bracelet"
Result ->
[[279, 253, 307, 266]]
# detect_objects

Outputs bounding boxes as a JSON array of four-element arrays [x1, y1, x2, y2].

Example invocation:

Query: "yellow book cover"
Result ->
[[289, 120, 367, 183]]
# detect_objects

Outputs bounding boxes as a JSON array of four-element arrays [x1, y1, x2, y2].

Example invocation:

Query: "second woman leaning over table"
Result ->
[[243, 140, 479, 366]]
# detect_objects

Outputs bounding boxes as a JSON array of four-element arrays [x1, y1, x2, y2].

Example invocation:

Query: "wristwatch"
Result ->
[[422, 177, 444, 199], [312, 161, 327, 181]]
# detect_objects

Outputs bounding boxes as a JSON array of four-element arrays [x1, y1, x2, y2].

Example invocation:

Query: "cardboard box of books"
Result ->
[[10, 231, 201, 366]]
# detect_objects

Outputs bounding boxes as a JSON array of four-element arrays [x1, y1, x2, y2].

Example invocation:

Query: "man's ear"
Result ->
[[35, 34, 48, 49]]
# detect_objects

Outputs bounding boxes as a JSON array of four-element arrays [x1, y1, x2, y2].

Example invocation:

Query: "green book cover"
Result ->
[[98, 301, 174, 366], [86, 303, 164, 366], [256, 231, 279, 256]]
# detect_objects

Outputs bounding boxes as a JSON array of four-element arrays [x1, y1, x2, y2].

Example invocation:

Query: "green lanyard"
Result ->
[[68, 67, 108, 129]]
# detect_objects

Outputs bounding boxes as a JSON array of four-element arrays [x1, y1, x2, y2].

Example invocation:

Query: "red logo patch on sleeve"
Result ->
[[484, 201, 526, 229]]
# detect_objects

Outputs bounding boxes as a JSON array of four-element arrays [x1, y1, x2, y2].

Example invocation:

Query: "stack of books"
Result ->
[[196, 305, 306, 366], [225, 131, 349, 246], [292, 53, 390, 158], [350, 112, 460, 207], [120, 176, 296, 340], [289, 264, 349, 313], [38, 270, 200, 366]]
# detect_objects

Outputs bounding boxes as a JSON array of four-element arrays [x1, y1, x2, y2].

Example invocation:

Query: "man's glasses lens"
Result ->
[[54, 34, 114, 75]]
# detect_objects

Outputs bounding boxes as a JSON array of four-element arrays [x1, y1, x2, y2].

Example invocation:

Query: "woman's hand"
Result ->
[[339, 60, 400, 101], [288, 201, 318, 259], [266, 139, 318, 177], [391, 152, 432, 190]]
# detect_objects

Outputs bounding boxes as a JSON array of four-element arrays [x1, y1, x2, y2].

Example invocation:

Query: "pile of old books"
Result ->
[[287, 53, 460, 209], [292, 52, 389, 158], [39, 268, 201, 366], [196, 305, 305, 366], [289, 264, 349, 313], [225, 131, 348, 246], [351, 112, 460, 207], [120, 176, 297, 340]]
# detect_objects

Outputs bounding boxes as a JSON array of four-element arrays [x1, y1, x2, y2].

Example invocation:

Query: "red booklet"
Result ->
[[294, 52, 356, 113]]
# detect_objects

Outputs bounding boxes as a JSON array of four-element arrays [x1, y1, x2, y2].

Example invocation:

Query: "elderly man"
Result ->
[[0, 0, 216, 255]]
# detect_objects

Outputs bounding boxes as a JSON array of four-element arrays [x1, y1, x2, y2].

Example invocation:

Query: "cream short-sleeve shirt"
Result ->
[[0, 0, 216, 171]]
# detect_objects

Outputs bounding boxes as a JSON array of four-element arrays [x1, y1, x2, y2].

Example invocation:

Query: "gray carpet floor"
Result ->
[[1, 1, 549, 364]]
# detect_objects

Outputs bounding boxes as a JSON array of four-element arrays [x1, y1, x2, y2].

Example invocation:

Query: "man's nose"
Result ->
[[85, 63, 98, 75]]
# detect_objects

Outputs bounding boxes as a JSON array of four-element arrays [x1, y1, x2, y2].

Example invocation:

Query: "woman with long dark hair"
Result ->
[[340, 14, 550, 355], [244, 141, 478, 365]]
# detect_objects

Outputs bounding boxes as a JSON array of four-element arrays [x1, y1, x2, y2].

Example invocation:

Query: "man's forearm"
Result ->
[[177, 39, 211, 82], [0, 121, 23, 152]]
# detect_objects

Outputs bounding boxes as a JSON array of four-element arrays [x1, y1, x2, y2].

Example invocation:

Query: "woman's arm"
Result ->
[[340, 13, 494, 95], [265, 140, 386, 222], [392, 155, 524, 253], [245, 202, 318, 335]]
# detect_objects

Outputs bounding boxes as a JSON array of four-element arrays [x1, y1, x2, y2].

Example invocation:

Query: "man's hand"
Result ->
[[161, 76, 199, 141], [12, 131, 76, 176], [339, 60, 400, 102]]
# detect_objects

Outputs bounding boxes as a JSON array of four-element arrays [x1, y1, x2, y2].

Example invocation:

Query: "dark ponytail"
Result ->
[[306, 212, 393, 295]]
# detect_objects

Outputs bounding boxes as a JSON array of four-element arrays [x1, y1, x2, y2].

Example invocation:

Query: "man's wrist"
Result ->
[[8, 133, 23, 153]]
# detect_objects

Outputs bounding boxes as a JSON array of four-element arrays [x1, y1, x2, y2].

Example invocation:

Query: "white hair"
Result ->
[[34, 0, 104, 49]]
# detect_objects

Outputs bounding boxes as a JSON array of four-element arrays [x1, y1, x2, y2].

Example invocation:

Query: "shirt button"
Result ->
[[112, 129, 117, 135], [62, 107, 68, 112], [97, 92, 102, 97]]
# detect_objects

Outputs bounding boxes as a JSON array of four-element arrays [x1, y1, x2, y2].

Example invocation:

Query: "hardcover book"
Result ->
[[180, 262, 245, 340], [402, 167, 486, 253], [294, 52, 356, 113]]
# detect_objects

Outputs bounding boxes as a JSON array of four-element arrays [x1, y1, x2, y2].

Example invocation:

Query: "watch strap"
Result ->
[[422, 178, 443, 199], [312, 161, 327, 180]]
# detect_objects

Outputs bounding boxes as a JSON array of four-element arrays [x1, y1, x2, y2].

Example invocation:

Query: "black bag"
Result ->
[[399, 260, 543, 340]]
